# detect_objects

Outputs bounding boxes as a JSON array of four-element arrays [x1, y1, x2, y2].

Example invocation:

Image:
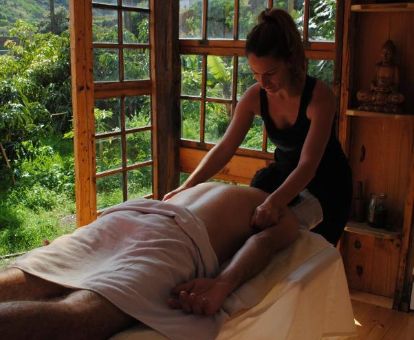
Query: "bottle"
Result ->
[[367, 193, 387, 228]]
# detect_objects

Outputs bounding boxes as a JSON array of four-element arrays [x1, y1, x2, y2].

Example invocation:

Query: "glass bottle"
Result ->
[[367, 193, 387, 228]]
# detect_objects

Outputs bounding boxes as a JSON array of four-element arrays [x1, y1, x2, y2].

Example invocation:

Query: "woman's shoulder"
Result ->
[[308, 77, 335, 118], [237, 82, 262, 115]]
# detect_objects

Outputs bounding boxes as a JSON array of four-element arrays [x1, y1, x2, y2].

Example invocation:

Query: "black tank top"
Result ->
[[260, 75, 346, 177]]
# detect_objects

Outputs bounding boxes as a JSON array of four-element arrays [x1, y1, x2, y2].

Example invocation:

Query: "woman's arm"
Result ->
[[251, 80, 335, 227], [163, 85, 259, 200]]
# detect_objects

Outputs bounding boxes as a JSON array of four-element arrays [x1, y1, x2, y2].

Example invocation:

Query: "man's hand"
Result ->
[[168, 278, 233, 316], [250, 199, 282, 230]]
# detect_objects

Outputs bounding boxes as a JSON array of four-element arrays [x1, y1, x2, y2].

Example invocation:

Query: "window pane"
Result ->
[[180, 172, 190, 185], [206, 56, 233, 99], [267, 137, 276, 153], [240, 115, 263, 150], [94, 48, 119, 82], [93, 0, 117, 5], [237, 56, 255, 100], [179, 0, 202, 39], [273, 1, 304, 37], [123, 11, 149, 44], [95, 98, 121, 133], [181, 55, 202, 97], [96, 137, 122, 172], [97, 174, 123, 210], [123, 0, 149, 8], [309, 0, 336, 42], [127, 167, 153, 199], [181, 100, 200, 141], [93, 8, 118, 43], [207, 0, 234, 39], [125, 96, 151, 129], [239, 0, 267, 40], [126, 131, 152, 165], [124, 48, 149, 80], [205, 102, 231, 143], [307, 59, 334, 87]]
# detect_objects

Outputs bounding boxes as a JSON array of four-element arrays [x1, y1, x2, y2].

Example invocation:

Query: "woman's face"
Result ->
[[247, 54, 291, 94]]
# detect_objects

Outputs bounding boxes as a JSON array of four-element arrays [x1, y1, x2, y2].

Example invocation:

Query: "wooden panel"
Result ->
[[150, 0, 181, 199], [180, 147, 270, 184], [348, 117, 414, 230], [341, 231, 400, 297], [69, 0, 97, 227]]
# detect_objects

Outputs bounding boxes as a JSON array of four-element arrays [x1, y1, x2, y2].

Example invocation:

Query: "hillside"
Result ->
[[0, 0, 68, 35]]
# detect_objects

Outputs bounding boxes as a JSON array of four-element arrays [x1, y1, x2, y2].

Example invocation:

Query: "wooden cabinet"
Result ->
[[338, 1, 414, 310]]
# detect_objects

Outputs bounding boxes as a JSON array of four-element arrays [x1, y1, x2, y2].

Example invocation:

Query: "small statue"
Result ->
[[357, 40, 404, 113]]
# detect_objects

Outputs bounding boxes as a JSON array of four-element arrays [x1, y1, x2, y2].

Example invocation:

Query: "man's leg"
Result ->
[[0, 289, 136, 340], [0, 268, 72, 302]]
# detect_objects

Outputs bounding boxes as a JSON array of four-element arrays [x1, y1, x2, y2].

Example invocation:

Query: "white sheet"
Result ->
[[112, 231, 356, 340]]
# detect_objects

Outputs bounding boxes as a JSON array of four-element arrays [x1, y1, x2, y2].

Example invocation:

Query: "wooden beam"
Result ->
[[69, 0, 97, 227], [150, 0, 181, 199], [180, 147, 270, 184]]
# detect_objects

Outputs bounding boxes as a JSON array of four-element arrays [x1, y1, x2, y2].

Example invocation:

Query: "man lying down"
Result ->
[[0, 182, 321, 340]]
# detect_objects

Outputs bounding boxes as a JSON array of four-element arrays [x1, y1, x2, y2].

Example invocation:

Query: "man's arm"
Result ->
[[168, 207, 300, 316]]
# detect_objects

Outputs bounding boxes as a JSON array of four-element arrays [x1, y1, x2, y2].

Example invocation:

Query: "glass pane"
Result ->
[[93, 8, 118, 43], [309, 0, 336, 42], [94, 48, 119, 82], [307, 59, 334, 87], [181, 100, 200, 141], [125, 96, 151, 129], [123, 11, 149, 44], [126, 131, 152, 165], [124, 48, 149, 80], [127, 167, 153, 199], [237, 56, 255, 100], [206, 56, 233, 99], [96, 137, 122, 172], [94, 98, 121, 133], [97, 174, 123, 210], [267, 137, 276, 153], [205, 102, 231, 143], [180, 172, 190, 185], [181, 54, 202, 97], [179, 0, 202, 39], [93, 0, 117, 5], [123, 0, 149, 8], [207, 0, 234, 39], [240, 115, 263, 150], [273, 1, 304, 37], [239, 0, 267, 40]]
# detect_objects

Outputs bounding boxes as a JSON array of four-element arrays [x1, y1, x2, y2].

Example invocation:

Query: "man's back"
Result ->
[[167, 183, 269, 263]]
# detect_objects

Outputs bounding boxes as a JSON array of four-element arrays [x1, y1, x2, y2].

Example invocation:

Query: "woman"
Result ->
[[164, 8, 352, 245]]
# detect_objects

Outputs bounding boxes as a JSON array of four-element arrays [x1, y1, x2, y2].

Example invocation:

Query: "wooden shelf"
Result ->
[[345, 109, 414, 120], [345, 220, 401, 239], [351, 2, 414, 12]]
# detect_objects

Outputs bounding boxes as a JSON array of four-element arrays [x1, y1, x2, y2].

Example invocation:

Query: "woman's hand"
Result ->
[[162, 185, 189, 201], [250, 199, 282, 230], [168, 278, 233, 316]]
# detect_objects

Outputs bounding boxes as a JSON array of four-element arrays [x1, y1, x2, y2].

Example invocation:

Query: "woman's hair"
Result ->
[[246, 8, 306, 82]]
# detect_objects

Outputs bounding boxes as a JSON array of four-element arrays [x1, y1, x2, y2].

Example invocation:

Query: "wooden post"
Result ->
[[150, 0, 181, 199], [69, 0, 97, 226]]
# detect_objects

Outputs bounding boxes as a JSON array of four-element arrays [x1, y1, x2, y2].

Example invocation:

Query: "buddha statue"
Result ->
[[357, 40, 404, 113]]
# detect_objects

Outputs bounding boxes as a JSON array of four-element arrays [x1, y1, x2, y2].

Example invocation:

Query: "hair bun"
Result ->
[[258, 9, 278, 25]]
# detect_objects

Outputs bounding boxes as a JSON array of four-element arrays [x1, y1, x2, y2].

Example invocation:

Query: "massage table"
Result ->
[[111, 230, 356, 340]]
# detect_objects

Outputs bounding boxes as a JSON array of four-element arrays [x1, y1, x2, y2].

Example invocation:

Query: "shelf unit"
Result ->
[[339, 1, 414, 310]]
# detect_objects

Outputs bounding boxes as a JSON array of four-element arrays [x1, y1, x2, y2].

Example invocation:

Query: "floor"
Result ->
[[352, 299, 414, 340]]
